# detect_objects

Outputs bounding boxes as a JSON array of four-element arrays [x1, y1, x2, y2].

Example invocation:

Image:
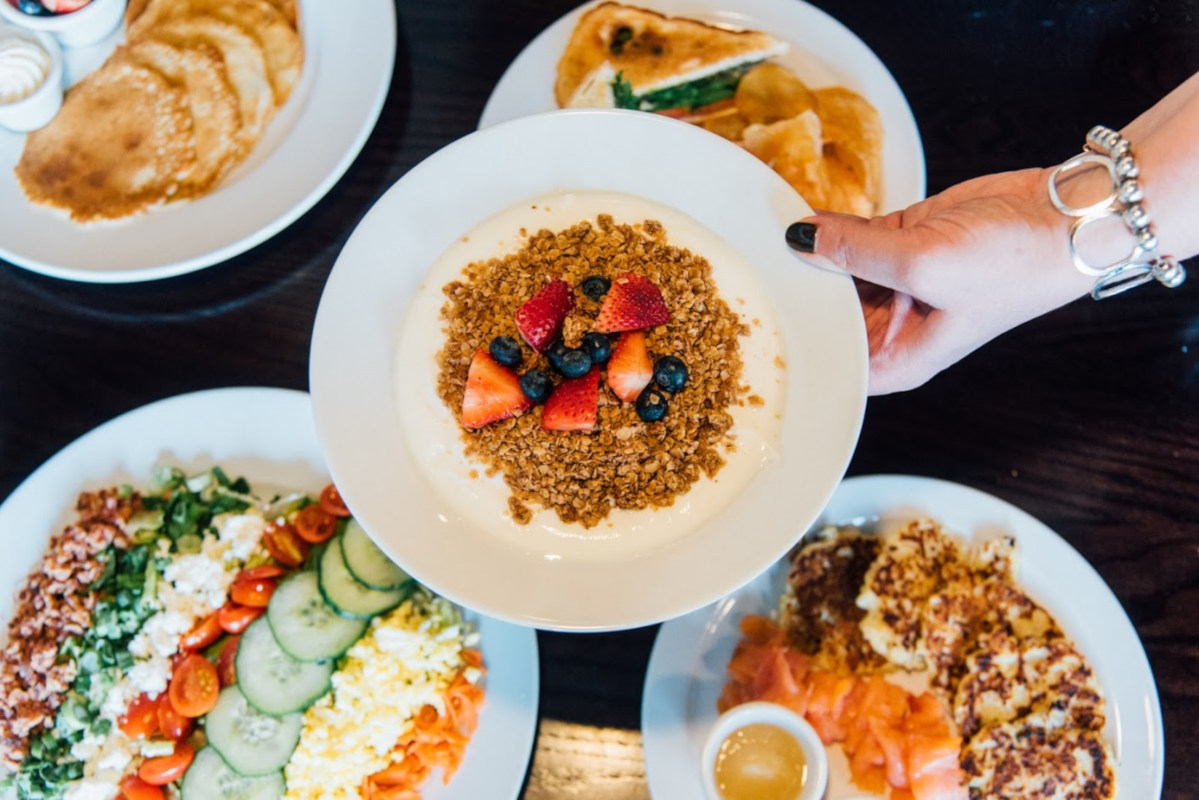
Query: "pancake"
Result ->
[[129, 0, 299, 29], [130, 0, 303, 102], [145, 15, 275, 147], [15, 52, 195, 222], [126, 39, 243, 194]]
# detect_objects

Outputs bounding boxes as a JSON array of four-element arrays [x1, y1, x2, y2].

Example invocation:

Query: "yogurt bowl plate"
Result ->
[[309, 109, 868, 632]]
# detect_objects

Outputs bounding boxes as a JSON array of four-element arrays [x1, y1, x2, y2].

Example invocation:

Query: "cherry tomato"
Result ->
[[168, 654, 220, 718], [179, 612, 223, 652], [117, 692, 160, 739], [218, 602, 264, 634], [294, 505, 337, 544], [138, 742, 195, 786], [235, 565, 287, 582], [262, 520, 308, 567], [319, 484, 351, 517], [230, 576, 277, 608], [156, 694, 194, 741], [217, 634, 240, 687], [119, 775, 164, 800]]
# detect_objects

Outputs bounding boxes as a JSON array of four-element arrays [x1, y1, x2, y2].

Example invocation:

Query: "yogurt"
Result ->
[[0, 29, 52, 104], [395, 190, 786, 560]]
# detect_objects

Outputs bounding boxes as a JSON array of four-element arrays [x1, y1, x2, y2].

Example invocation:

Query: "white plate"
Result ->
[[641, 474, 1164, 799], [479, 0, 926, 214], [0, 0, 395, 283], [0, 387, 540, 799], [309, 109, 867, 631]]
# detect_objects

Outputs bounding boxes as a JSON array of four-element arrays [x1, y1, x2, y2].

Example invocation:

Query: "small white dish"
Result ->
[[0, 0, 124, 48], [701, 701, 828, 800], [0, 26, 61, 131]]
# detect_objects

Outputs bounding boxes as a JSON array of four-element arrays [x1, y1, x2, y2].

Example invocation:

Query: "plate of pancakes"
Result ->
[[0, 0, 395, 282]]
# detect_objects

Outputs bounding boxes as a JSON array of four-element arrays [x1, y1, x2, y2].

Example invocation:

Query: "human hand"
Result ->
[[789, 167, 1094, 394]]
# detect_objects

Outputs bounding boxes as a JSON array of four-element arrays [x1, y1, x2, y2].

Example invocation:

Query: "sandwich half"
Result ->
[[555, 2, 789, 113]]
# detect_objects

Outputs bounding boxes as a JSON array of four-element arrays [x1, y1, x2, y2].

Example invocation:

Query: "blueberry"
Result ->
[[653, 355, 688, 393], [581, 332, 612, 365], [635, 387, 669, 422], [556, 348, 592, 379], [18, 0, 51, 14], [546, 339, 571, 370], [489, 335, 523, 368], [519, 369, 553, 404], [580, 275, 611, 302]]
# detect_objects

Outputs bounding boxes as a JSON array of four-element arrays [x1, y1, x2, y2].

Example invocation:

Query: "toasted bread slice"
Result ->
[[126, 39, 243, 194], [15, 51, 196, 222], [555, 2, 787, 109]]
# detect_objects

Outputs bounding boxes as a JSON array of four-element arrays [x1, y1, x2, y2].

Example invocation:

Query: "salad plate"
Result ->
[[641, 474, 1164, 799], [310, 109, 867, 631], [479, 0, 926, 214], [0, 387, 540, 799], [0, 0, 395, 283]]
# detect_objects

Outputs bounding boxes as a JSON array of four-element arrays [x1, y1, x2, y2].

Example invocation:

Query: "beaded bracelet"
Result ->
[[1047, 124, 1186, 299]]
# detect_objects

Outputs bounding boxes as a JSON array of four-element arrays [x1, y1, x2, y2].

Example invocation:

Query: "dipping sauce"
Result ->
[[0, 29, 51, 104], [712, 722, 808, 800]]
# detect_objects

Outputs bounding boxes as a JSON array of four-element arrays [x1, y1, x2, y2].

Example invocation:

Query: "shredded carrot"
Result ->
[[720, 616, 968, 800], [363, 653, 487, 799]]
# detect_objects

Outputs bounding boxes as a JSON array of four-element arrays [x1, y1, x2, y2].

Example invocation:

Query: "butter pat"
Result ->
[[0, 27, 61, 131]]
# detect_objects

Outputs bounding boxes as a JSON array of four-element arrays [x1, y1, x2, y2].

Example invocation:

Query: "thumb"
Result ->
[[787, 210, 918, 295]]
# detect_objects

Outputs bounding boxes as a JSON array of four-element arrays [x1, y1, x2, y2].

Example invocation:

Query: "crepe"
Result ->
[[130, 0, 303, 102], [15, 53, 198, 222], [126, 39, 243, 194], [555, 2, 787, 109], [16, 0, 303, 222]]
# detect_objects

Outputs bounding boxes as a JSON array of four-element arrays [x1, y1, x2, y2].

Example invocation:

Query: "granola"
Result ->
[[435, 214, 750, 528]]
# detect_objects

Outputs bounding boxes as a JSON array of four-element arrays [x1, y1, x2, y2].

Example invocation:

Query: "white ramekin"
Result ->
[[0, 0, 125, 48], [701, 701, 830, 800], [0, 26, 62, 132]]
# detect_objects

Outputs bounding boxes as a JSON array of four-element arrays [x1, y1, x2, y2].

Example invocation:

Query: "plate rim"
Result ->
[[0, 386, 541, 799], [640, 472, 1165, 800], [309, 107, 868, 632], [477, 0, 927, 213], [0, 0, 396, 283]]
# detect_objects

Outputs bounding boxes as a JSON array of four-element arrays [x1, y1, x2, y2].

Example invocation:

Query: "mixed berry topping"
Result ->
[[460, 272, 689, 431]]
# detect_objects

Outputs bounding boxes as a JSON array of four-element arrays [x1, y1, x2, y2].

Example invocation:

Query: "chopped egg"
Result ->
[[283, 594, 477, 800]]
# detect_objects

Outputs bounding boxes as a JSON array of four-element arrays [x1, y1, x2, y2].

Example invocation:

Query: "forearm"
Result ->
[[1122, 70, 1199, 261]]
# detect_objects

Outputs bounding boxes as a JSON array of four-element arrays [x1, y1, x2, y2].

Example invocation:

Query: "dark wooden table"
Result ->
[[2, 1, 1197, 798]]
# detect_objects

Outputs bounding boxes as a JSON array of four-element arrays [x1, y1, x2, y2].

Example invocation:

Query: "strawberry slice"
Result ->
[[542, 366, 600, 432], [593, 272, 670, 333], [461, 349, 532, 429], [515, 279, 575, 352], [606, 331, 652, 403]]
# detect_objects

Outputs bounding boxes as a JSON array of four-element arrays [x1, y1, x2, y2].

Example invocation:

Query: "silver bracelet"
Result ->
[[1047, 124, 1186, 299]]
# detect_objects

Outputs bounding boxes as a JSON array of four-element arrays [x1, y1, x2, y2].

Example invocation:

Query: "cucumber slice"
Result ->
[[205, 687, 303, 777], [236, 616, 332, 715], [318, 532, 406, 619], [340, 519, 413, 590], [267, 571, 367, 661], [181, 747, 283, 800]]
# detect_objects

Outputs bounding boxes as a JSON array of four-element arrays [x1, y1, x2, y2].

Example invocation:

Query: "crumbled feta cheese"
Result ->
[[217, 513, 267, 562]]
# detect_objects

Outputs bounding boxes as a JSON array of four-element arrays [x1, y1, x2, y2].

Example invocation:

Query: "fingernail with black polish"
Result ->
[[785, 222, 818, 253]]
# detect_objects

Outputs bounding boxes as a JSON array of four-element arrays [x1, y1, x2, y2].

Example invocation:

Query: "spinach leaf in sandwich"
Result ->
[[611, 63, 760, 114]]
